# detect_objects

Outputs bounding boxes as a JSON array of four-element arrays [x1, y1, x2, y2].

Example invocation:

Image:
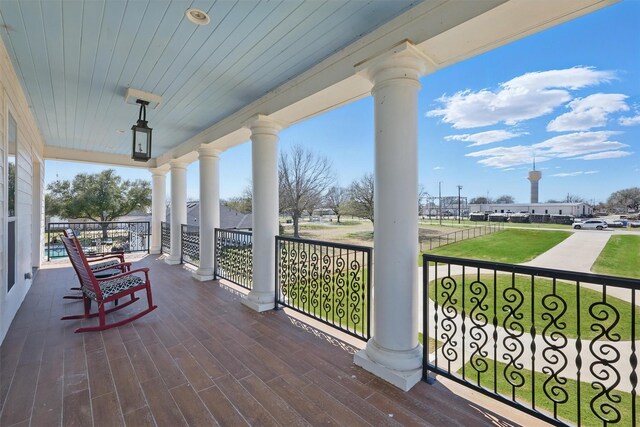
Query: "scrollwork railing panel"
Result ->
[[423, 254, 640, 427], [276, 236, 371, 341]]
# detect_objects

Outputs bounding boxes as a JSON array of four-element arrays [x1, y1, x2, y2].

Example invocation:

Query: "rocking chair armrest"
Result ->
[[96, 267, 150, 283], [87, 254, 125, 263], [92, 262, 132, 272]]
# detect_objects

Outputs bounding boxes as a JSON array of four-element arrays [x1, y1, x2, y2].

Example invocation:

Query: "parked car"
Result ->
[[572, 219, 608, 230], [606, 220, 625, 228]]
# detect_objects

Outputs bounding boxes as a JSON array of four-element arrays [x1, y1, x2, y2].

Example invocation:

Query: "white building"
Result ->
[[469, 202, 593, 217]]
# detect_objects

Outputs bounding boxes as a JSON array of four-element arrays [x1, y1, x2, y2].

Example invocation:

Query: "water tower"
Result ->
[[528, 158, 542, 203]]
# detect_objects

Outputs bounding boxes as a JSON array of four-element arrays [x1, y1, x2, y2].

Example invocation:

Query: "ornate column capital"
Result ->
[[148, 166, 169, 177], [169, 159, 188, 170], [198, 145, 222, 159], [244, 114, 287, 136], [355, 41, 434, 91]]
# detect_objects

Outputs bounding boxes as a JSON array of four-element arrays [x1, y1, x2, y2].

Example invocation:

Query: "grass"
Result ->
[[421, 229, 571, 265], [592, 235, 640, 279], [418, 332, 441, 353], [457, 360, 639, 427], [427, 273, 639, 340], [345, 231, 374, 241]]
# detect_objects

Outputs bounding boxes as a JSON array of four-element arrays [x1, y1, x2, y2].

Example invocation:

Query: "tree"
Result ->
[[279, 144, 334, 238], [564, 193, 585, 203], [223, 185, 252, 213], [325, 186, 348, 223], [46, 169, 152, 237], [348, 173, 374, 224], [418, 184, 427, 216], [495, 195, 514, 204], [470, 196, 491, 204], [607, 187, 640, 212]]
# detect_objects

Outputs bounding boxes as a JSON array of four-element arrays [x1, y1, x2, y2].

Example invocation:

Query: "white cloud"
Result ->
[[427, 67, 615, 129], [547, 93, 629, 131], [466, 131, 628, 168], [534, 131, 626, 158], [577, 151, 633, 160], [444, 130, 528, 146], [552, 172, 584, 177], [551, 170, 599, 177], [433, 166, 445, 170], [619, 114, 640, 126]]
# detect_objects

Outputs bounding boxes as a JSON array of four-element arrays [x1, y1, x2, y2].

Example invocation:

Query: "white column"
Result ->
[[149, 167, 167, 255], [353, 42, 430, 391], [166, 160, 188, 265], [243, 115, 283, 312], [193, 145, 221, 281]]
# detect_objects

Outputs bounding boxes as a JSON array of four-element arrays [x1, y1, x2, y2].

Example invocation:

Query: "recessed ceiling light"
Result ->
[[185, 8, 210, 25], [116, 129, 126, 134]]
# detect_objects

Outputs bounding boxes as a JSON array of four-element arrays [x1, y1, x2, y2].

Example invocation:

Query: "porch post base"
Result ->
[[149, 247, 161, 255], [353, 339, 422, 392], [164, 256, 181, 265], [192, 269, 214, 281], [242, 291, 275, 312]]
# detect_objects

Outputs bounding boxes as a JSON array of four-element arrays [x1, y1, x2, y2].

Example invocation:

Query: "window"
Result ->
[[545, 209, 548, 214], [559, 209, 563, 215], [7, 112, 17, 292], [532, 209, 535, 213]]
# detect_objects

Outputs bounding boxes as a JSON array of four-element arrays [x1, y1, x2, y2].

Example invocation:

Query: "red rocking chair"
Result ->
[[60, 234, 157, 333], [62, 228, 129, 299]]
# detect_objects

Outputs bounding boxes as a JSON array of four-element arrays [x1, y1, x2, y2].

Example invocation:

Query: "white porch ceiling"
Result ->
[[0, 0, 618, 168]]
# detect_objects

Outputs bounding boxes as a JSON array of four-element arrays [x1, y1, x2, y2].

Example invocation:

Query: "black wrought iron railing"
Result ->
[[181, 224, 200, 267], [214, 228, 253, 290], [423, 254, 639, 426], [276, 236, 372, 341], [161, 221, 170, 255], [420, 223, 504, 252], [46, 221, 150, 261]]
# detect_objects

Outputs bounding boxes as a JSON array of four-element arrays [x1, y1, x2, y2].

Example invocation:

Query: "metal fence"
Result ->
[[214, 228, 253, 290], [161, 221, 170, 255], [423, 254, 639, 426], [181, 224, 200, 267], [46, 221, 150, 260], [420, 223, 504, 252], [276, 236, 372, 341]]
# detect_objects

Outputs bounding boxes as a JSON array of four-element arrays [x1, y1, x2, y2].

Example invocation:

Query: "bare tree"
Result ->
[[348, 173, 374, 224], [326, 186, 348, 223], [607, 187, 640, 212], [495, 194, 515, 204], [418, 184, 427, 217], [470, 196, 491, 204], [564, 193, 585, 203], [223, 185, 253, 213], [279, 144, 334, 237]]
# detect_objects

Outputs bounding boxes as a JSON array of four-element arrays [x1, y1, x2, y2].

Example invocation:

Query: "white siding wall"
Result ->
[[0, 36, 45, 344]]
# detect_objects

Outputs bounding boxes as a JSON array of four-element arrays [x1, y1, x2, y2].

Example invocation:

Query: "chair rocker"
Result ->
[[62, 228, 128, 300], [60, 235, 157, 333]]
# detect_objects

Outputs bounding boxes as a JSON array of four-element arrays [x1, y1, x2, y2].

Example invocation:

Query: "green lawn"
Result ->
[[592, 234, 640, 279], [428, 274, 639, 340], [421, 229, 571, 265], [458, 360, 639, 427]]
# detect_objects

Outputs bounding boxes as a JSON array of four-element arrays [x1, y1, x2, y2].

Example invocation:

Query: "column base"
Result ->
[[164, 256, 181, 265], [149, 247, 161, 255], [353, 339, 422, 391], [241, 291, 275, 312], [192, 268, 214, 281]]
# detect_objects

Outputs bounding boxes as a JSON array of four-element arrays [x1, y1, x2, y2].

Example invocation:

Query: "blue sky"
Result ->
[[46, 1, 640, 204]]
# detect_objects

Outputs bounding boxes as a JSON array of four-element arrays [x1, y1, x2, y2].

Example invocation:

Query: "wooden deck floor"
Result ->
[[0, 255, 539, 426]]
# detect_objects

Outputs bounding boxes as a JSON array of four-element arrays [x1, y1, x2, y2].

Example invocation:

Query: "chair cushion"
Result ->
[[89, 259, 120, 271], [84, 275, 144, 300]]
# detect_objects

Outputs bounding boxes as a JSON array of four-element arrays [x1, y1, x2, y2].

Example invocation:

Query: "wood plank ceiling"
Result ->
[[0, 0, 421, 159]]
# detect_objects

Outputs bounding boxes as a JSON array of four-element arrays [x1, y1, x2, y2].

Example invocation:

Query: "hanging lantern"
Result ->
[[131, 99, 152, 161]]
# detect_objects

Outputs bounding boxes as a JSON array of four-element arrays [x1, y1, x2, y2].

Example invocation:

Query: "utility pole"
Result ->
[[438, 181, 442, 226], [457, 185, 463, 224]]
